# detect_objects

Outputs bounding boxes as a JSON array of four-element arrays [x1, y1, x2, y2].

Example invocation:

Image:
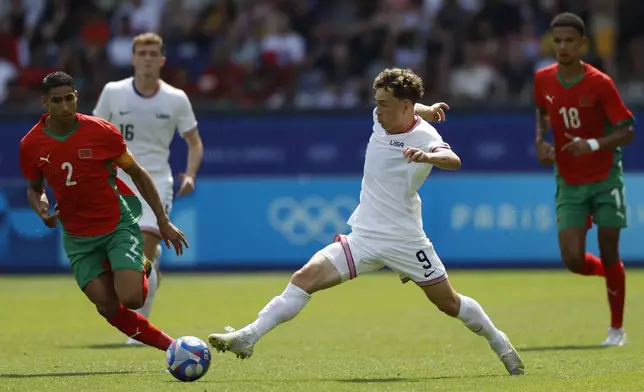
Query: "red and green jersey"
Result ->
[[534, 63, 634, 185], [19, 113, 141, 236]]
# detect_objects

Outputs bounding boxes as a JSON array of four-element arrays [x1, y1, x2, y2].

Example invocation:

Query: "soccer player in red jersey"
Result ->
[[19, 71, 189, 351], [534, 13, 635, 346]]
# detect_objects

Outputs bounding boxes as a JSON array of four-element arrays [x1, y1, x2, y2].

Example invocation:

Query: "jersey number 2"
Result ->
[[61, 162, 77, 186], [559, 107, 581, 129]]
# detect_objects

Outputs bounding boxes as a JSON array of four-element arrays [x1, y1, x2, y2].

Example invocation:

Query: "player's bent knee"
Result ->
[[434, 294, 460, 317], [561, 252, 585, 272], [119, 293, 145, 310], [290, 252, 341, 294], [95, 300, 120, 319]]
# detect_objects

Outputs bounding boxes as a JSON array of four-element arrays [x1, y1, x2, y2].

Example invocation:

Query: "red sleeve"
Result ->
[[19, 139, 42, 185], [598, 76, 634, 128], [533, 73, 546, 111]]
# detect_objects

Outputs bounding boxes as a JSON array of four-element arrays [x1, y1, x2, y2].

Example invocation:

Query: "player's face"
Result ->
[[42, 86, 77, 120], [375, 88, 412, 132], [132, 44, 166, 76], [551, 27, 587, 65]]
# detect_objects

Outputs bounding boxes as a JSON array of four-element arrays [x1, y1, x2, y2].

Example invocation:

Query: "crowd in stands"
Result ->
[[1, 0, 643, 111]]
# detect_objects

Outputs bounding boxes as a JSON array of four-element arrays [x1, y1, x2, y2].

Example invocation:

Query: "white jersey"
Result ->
[[347, 109, 450, 241], [92, 77, 198, 182]]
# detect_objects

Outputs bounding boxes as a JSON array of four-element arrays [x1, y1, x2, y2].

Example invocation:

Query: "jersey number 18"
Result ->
[[558, 107, 581, 129], [119, 124, 135, 141]]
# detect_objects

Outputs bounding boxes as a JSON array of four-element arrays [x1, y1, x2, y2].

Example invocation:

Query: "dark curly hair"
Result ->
[[42, 71, 75, 94], [373, 68, 424, 103]]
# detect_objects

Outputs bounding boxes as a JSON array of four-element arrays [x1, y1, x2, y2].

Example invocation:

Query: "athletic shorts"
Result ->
[[556, 178, 627, 230], [319, 232, 448, 287], [118, 171, 173, 236], [64, 224, 146, 289]]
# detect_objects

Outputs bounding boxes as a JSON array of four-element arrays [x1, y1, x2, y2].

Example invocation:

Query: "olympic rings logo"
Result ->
[[268, 196, 358, 245]]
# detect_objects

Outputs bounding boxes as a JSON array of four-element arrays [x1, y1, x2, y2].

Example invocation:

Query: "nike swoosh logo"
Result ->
[[424, 271, 435, 278]]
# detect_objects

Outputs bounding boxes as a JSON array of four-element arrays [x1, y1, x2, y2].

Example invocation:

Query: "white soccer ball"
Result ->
[[165, 336, 212, 382]]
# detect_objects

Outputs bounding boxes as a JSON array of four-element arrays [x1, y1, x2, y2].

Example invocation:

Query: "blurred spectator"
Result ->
[[0, 0, 642, 110]]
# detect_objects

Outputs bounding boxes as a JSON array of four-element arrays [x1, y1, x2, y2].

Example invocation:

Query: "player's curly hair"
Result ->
[[551, 12, 585, 36], [373, 68, 425, 103], [41, 71, 75, 94]]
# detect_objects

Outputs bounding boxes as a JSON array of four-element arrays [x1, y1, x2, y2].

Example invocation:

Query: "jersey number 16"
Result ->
[[119, 124, 135, 141], [558, 107, 581, 129]]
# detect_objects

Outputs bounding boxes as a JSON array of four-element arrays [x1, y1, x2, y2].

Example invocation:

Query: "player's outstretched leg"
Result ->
[[421, 279, 524, 375], [208, 251, 341, 359], [84, 271, 174, 351], [597, 227, 626, 346]]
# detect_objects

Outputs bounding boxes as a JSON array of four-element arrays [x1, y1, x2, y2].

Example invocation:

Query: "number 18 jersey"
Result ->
[[534, 63, 634, 185]]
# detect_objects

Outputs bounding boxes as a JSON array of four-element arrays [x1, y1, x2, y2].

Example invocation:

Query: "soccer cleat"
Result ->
[[125, 337, 144, 346], [490, 331, 525, 375], [601, 327, 626, 346], [208, 326, 255, 360]]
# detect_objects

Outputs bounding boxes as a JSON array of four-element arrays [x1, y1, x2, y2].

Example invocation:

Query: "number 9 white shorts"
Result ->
[[319, 232, 448, 287], [117, 171, 174, 237]]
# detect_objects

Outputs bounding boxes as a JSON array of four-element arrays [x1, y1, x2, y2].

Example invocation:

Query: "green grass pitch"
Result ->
[[1, 270, 644, 392]]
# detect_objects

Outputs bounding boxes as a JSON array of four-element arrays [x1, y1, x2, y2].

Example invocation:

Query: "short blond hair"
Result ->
[[132, 32, 165, 54]]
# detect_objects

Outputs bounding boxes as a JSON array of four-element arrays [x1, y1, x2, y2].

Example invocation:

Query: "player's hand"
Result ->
[[38, 207, 59, 228], [159, 220, 189, 256], [177, 173, 195, 197], [403, 147, 427, 163], [417, 102, 450, 123], [561, 133, 592, 156], [535, 140, 555, 166]]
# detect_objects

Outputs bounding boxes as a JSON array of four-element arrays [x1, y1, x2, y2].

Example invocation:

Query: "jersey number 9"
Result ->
[[119, 124, 135, 141]]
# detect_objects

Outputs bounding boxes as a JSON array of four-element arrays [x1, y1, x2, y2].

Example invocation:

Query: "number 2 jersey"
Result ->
[[347, 109, 451, 241], [92, 77, 198, 183], [19, 113, 141, 237], [534, 63, 634, 185]]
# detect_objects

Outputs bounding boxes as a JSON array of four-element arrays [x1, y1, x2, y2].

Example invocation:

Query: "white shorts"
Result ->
[[319, 232, 448, 286], [118, 171, 173, 237]]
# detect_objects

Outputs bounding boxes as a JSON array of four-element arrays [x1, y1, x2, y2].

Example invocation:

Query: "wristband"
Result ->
[[587, 138, 600, 151]]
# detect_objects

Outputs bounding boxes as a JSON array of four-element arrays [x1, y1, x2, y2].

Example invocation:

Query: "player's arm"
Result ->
[[595, 77, 635, 151], [414, 102, 450, 123], [115, 149, 170, 225], [182, 129, 203, 180], [19, 142, 57, 227], [404, 144, 461, 170], [533, 75, 555, 166]]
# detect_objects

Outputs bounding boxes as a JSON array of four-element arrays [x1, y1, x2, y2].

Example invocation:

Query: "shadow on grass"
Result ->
[[59, 343, 147, 350], [179, 373, 504, 384], [519, 344, 607, 352], [0, 370, 150, 379]]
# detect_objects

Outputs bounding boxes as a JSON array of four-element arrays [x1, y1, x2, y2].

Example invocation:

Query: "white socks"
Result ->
[[246, 283, 311, 342], [456, 294, 500, 343], [136, 263, 159, 320]]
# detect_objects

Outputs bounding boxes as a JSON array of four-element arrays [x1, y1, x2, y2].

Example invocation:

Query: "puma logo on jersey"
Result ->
[[156, 113, 170, 119], [546, 95, 555, 103], [119, 111, 131, 115], [39, 155, 50, 163], [390, 141, 405, 148]]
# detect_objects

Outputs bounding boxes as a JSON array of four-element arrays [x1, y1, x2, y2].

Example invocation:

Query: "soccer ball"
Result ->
[[165, 336, 211, 382]]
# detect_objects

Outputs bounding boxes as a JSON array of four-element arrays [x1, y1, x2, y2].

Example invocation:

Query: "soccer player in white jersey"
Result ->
[[207, 68, 525, 376], [93, 33, 203, 345]]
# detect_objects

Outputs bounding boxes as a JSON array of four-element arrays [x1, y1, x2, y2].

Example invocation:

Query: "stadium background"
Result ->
[[1, 0, 643, 273]]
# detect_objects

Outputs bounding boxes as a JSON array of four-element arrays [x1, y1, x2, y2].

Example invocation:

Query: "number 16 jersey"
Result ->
[[533, 63, 634, 185], [93, 77, 198, 182]]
